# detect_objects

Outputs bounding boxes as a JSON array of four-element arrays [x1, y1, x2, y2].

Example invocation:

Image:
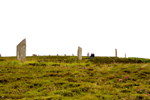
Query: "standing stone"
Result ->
[[0, 54, 1, 57], [17, 39, 26, 61], [64, 54, 66, 56], [77, 46, 82, 60], [57, 54, 58, 56], [115, 49, 117, 57], [72, 54, 74, 56], [125, 53, 126, 58]]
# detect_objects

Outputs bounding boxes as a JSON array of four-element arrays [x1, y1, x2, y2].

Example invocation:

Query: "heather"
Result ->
[[0, 56, 150, 99]]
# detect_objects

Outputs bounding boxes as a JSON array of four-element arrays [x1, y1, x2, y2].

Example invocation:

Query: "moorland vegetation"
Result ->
[[1, 56, 150, 99]]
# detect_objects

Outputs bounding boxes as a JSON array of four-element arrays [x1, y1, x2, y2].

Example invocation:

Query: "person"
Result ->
[[87, 52, 89, 59], [90, 53, 92, 59], [91, 53, 93, 59], [93, 53, 95, 58], [33, 54, 37, 56]]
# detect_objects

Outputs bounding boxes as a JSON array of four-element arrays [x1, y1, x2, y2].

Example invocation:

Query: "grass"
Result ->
[[0, 56, 150, 99]]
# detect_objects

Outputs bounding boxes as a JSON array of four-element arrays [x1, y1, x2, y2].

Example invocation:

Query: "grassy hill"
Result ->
[[1, 56, 150, 99]]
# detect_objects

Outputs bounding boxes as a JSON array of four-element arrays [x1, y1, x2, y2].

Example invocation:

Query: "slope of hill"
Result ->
[[0, 56, 150, 99]]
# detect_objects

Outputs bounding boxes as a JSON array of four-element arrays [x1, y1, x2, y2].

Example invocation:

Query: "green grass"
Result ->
[[1, 56, 150, 99]]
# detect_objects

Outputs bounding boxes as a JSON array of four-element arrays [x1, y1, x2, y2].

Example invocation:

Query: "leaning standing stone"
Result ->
[[16, 39, 26, 62], [77, 46, 82, 60]]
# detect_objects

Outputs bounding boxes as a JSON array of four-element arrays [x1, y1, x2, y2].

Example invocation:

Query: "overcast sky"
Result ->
[[0, 0, 150, 58]]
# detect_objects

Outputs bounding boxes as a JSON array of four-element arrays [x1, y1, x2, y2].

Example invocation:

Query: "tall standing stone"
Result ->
[[0, 54, 1, 57], [125, 53, 126, 58], [115, 48, 117, 57], [77, 46, 82, 60], [17, 39, 26, 61]]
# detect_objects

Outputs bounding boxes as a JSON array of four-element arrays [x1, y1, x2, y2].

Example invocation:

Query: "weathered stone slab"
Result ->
[[17, 39, 26, 61], [77, 46, 82, 60], [115, 49, 117, 57], [125, 53, 126, 58], [72, 54, 74, 56], [0, 54, 1, 57], [64, 54, 66, 56]]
